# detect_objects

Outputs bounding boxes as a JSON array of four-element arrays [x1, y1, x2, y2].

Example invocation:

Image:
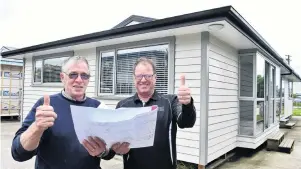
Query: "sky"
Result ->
[[0, 0, 300, 91]]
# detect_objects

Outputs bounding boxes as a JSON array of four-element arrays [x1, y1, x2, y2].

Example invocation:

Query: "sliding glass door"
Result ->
[[264, 62, 275, 129], [239, 52, 279, 137]]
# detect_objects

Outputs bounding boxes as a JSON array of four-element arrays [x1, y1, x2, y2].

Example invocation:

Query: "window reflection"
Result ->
[[239, 100, 254, 136], [240, 55, 253, 97], [275, 100, 280, 123], [257, 56, 265, 98], [275, 68, 281, 98], [282, 81, 285, 97], [256, 101, 264, 135], [100, 52, 114, 93], [34, 60, 42, 82], [43, 57, 69, 83], [288, 81, 293, 98]]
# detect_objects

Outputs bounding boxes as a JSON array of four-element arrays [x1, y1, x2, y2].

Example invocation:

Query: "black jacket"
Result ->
[[115, 90, 197, 169]]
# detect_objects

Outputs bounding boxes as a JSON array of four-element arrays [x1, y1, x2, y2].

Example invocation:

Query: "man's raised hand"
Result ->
[[177, 74, 191, 105], [35, 95, 57, 131]]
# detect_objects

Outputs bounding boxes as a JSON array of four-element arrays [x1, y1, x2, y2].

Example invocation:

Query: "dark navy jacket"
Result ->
[[11, 92, 114, 169]]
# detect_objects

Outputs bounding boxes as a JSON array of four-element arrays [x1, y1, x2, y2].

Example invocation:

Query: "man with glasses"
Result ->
[[109, 57, 197, 169], [11, 56, 128, 169]]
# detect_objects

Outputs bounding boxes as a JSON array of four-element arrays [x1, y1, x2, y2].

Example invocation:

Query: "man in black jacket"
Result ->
[[112, 57, 197, 169]]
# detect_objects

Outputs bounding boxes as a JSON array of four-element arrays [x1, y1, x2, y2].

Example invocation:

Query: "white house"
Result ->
[[281, 65, 300, 119], [2, 6, 301, 168]]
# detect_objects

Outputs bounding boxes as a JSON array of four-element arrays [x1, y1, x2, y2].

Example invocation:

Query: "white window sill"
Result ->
[[31, 83, 63, 87]]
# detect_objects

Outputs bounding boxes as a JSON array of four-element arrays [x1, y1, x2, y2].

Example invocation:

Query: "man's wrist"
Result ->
[[97, 148, 109, 158], [32, 122, 45, 134]]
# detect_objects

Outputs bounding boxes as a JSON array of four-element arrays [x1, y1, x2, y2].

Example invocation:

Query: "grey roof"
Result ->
[[112, 15, 156, 29], [1, 46, 18, 53]]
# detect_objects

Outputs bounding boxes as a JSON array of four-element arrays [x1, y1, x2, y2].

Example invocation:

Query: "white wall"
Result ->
[[174, 33, 202, 164], [294, 82, 301, 94], [207, 35, 238, 163]]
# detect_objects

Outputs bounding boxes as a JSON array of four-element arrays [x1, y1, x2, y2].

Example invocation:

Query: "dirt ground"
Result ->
[[217, 116, 301, 169], [1, 117, 301, 169], [0, 118, 123, 169]]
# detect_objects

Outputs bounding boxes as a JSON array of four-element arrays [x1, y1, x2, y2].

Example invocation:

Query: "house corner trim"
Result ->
[[199, 31, 209, 165]]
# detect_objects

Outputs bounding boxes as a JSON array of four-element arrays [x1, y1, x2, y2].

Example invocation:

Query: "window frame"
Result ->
[[95, 37, 175, 100], [31, 51, 74, 87], [238, 51, 280, 137]]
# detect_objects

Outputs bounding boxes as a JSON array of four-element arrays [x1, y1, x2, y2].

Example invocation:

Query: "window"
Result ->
[[256, 55, 265, 134], [239, 55, 254, 97], [288, 81, 293, 98], [99, 52, 114, 93], [275, 67, 281, 98], [281, 81, 285, 97], [239, 54, 255, 136], [98, 44, 169, 96], [239, 100, 255, 136], [239, 52, 280, 136], [33, 52, 73, 84], [256, 55, 265, 98], [34, 60, 42, 82]]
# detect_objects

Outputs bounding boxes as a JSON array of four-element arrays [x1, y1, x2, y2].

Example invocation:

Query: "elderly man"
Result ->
[[11, 56, 127, 169], [109, 57, 197, 169]]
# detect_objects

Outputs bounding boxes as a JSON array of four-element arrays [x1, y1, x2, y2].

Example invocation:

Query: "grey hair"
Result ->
[[61, 56, 90, 73], [133, 57, 157, 75]]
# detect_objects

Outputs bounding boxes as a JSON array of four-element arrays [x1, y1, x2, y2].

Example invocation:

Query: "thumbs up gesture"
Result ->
[[35, 95, 57, 131], [178, 74, 191, 105]]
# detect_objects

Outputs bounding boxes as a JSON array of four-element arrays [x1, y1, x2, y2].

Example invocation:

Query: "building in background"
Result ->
[[1, 46, 23, 119]]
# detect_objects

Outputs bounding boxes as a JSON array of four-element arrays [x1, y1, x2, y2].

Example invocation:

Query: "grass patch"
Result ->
[[293, 109, 301, 116], [293, 102, 301, 107], [257, 115, 263, 121], [177, 161, 196, 169]]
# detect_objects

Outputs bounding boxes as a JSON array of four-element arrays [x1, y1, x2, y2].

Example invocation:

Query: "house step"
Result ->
[[280, 118, 289, 122], [285, 122, 296, 129], [266, 131, 285, 151], [280, 118, 289, 126], [279, 138, 295, 154], [280, 120, 296, 129]]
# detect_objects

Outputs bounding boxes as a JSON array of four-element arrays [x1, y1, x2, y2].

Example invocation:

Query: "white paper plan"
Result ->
[[70, 105, 158, 149]]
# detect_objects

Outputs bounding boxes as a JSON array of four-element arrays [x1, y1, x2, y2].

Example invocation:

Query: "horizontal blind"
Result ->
[[100, 52, 114, 93], [116, 44, 168, 95]]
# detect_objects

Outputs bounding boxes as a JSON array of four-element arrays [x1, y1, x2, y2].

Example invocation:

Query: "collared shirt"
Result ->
[[61, 89, 87, 101]]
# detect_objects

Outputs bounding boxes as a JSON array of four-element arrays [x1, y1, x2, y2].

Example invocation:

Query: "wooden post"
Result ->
[[198, 164, 205, 169]]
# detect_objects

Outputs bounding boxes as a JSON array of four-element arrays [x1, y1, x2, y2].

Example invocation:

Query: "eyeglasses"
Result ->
[[65, 72, 90, 80], [134, 74, 154, 80]]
